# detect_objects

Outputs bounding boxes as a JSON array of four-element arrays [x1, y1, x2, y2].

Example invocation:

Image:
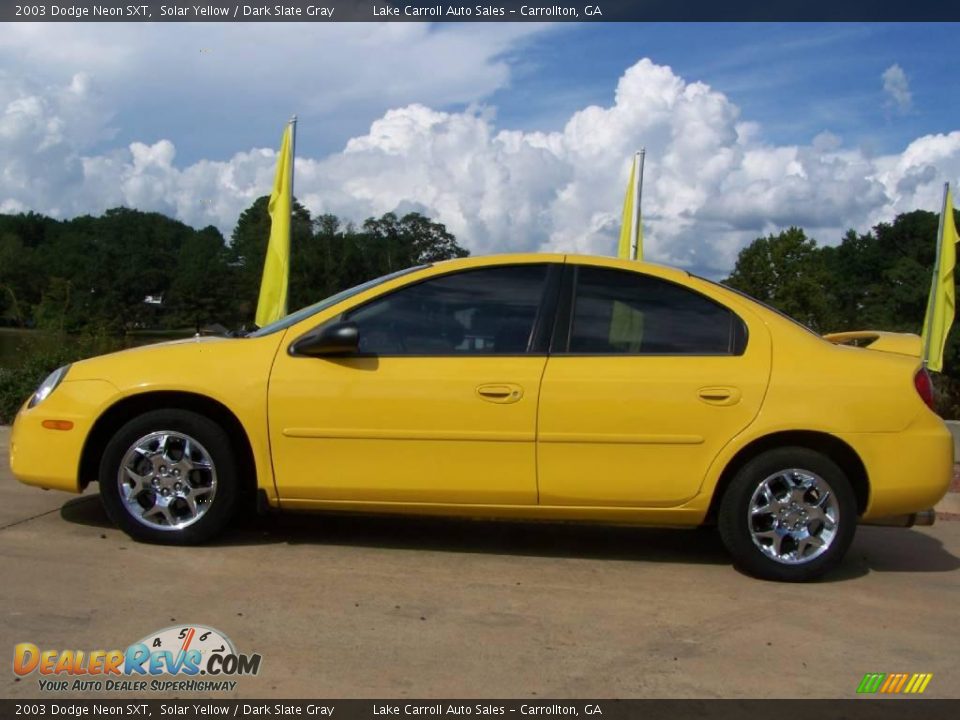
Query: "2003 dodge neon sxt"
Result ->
[[9, 254, 953, 581]]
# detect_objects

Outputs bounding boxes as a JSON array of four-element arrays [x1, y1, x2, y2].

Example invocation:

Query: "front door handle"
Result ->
[[697, 387, 742, 406], [476, 384, 524, 404]]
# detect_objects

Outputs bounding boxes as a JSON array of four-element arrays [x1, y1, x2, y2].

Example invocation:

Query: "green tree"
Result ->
[[34, 277, 73, 332], [0, 232, 37, 326], [0, 212, 58, 326], [821, 211, 939, 333], [229, 196, 313, 320], [0, 203, 470, 333], [361, 212, 470, 272], [724, 227, 836, 331], [312, 213, 350, 298], [167, 226, 235, 331]]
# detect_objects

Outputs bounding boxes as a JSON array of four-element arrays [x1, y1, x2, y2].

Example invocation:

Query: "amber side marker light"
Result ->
[[41, 420, 74, 431]]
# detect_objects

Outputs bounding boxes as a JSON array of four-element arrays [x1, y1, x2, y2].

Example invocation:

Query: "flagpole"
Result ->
[[923, 182, 949, 367], [285, 115, 297, 317], [630, 148, 645, 260]]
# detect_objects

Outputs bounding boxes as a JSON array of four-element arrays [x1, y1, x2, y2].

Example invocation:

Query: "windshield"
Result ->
[[247, 265, 430, 337]]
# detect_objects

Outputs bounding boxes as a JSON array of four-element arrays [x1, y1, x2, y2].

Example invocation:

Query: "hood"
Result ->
[[97, 335, 231, 358], [66, 334, 243, 383]]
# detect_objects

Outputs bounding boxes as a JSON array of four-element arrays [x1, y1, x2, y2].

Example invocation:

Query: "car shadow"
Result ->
[[729, 524, 960, 583], [839, 524, 960, 576], [60, 494, 728, 565], [59, 494, 960, 577], [244, 511, 736, 565], [60, 495, 113, 528]]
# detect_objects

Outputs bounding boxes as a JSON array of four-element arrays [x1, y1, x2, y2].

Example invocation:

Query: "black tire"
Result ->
[[99, 409, 238, 545], [718, 447, 857, 582]]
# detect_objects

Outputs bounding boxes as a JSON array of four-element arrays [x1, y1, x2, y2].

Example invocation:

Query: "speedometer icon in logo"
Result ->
[[131, 624, 236, 675]]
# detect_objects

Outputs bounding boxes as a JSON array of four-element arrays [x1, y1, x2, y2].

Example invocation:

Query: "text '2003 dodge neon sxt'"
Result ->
[[9, 254, 953, 581]]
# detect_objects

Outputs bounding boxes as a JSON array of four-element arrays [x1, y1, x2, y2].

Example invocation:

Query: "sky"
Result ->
[[1, 21, 958, 277]]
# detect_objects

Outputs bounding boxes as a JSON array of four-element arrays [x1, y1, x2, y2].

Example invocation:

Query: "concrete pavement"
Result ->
[[2, 425, 959, 699]]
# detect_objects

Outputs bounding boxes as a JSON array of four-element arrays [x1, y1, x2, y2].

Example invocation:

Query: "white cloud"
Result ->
[[1, 57, 959, 277], [0, 22, 551, 157], [882, 63, 913, 113]]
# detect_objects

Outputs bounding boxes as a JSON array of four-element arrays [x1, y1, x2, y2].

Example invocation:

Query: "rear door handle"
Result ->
[[697, 387, 742, 406], [477, 384, 524, 404]]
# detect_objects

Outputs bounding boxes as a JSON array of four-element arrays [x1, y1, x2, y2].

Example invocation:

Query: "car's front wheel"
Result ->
[[99, 409, 238, 544], [718, 447, 857, 581]]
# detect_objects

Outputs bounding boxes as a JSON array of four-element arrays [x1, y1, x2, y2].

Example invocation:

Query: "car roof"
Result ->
[[431, 252, 692, 284]]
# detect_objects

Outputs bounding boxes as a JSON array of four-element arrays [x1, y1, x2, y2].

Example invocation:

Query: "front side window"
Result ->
[[568, 266, 746, 355], [248, 265, 428, 337], [343, 264, 549, 355]]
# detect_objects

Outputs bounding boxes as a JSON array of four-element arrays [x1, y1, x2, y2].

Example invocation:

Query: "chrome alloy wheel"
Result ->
[[117, 431, 217, 531], [747, 469, 840, 565]]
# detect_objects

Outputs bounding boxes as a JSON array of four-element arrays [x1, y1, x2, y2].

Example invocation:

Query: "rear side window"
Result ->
[[567, 266, 747, 355], [344, 264, 549, 355]]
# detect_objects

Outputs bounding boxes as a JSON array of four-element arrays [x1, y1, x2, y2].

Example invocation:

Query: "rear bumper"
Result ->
[[838, 414, 954, 520], [10, 379, 119, 493]]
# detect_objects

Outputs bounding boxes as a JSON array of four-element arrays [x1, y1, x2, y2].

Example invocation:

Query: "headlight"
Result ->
[[28, 364, 71, 409]]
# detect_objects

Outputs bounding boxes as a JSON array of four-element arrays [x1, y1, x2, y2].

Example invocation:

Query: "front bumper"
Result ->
[[10, 379, 120, 493]]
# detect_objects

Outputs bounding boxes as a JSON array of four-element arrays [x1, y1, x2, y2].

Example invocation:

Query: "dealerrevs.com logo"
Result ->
[[13, 624, 262, 693]]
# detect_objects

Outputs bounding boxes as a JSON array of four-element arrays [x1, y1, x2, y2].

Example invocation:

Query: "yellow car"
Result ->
[[9, 254, 953, 581]]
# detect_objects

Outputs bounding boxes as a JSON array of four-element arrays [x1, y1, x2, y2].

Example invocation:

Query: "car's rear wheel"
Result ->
[[98, 409, 238, 544], [718, 447, 857, 581]]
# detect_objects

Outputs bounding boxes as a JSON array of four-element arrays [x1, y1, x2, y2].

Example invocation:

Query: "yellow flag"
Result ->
[[612, 154, 644, 344], [617, 154, 643, 260], [255, 122, 294, 327], [922, 185, 958, 372]]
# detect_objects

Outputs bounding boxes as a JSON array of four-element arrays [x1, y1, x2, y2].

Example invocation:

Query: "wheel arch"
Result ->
[[704, 430, 869, 524], [78, 391, 258, 506]]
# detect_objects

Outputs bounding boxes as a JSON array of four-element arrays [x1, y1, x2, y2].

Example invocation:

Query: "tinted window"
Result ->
[[568, 266, 745, 355], [697, 275, 820, 338], [247, 265, 428, 337], [344, 265, 549, 355]]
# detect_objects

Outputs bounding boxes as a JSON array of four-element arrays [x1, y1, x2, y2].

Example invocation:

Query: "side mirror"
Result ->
[[291, 322, 360, 357]]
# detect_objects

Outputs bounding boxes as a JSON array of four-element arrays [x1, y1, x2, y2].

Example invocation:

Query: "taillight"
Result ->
[[915, 368, 936, 411]]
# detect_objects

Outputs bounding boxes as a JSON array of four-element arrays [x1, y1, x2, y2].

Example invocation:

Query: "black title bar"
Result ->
[[2, 1, 959, 22]]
